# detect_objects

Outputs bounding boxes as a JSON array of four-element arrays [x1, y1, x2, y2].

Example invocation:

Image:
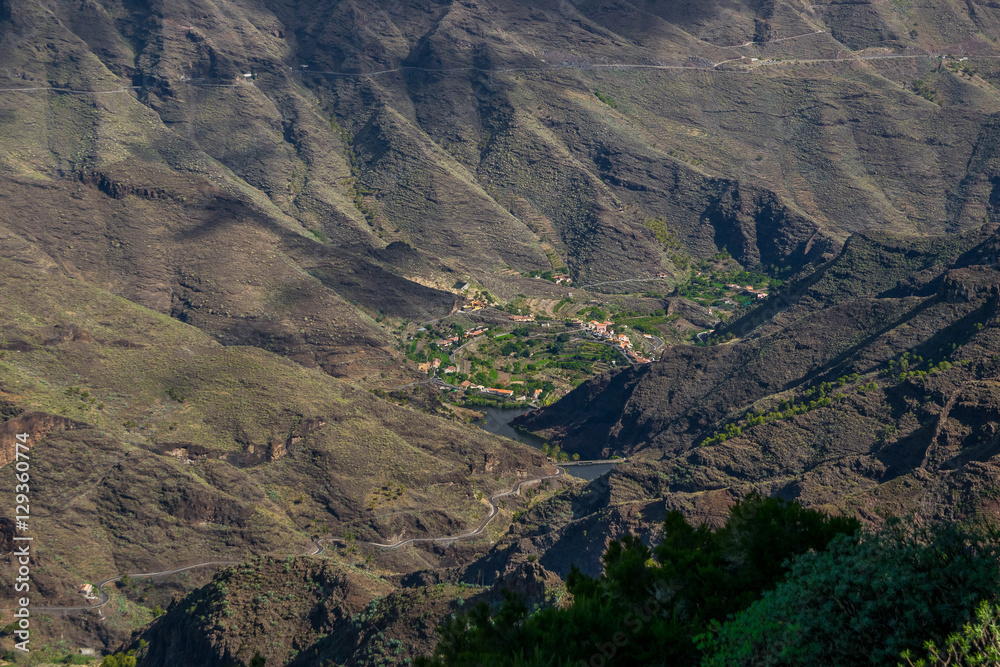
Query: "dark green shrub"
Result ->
[[698, 519, 1000, 666]]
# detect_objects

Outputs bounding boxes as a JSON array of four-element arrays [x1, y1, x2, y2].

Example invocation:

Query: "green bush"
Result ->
[[698, 519, 1000, 666], [901, 600, 1000, 666], [418, 494, 858, 666], [101, 651, 137, 667]]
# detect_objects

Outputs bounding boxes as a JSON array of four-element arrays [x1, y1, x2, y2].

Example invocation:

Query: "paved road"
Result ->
[[5, 464, 567, 612], [319, 464, 565, 550], [560, 458, 625, 466], [6, 33, 1000, 97], [16, 561, 243, 613]]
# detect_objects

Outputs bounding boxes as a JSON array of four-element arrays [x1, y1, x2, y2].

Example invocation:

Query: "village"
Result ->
[[386, 254, 782, 411], [410, 312, 656, 405], [393, 285, 678, 413]]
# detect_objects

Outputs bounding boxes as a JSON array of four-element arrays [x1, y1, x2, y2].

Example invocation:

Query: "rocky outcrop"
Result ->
[[705, 181, 835, 270], [44, 323, 93, 345], [79, 171, 169, 201], [514, 226, 1000, 534], [0, 412, 88, 466], [940, 267, 1000, 303]]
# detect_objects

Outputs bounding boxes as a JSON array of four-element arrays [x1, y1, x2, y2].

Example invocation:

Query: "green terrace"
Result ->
[[671, 254, 788, 309], [391, 299, 661, 407]]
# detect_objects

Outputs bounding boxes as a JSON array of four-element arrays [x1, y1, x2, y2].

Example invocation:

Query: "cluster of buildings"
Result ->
[[435, 327, 487, 348], [455, 381, 543, 403], [726, 283, 769, 300], [532, 273, 572, 284], [586, 320, 653, 364], [481, 386, 543, 402], [436, 336, 460, 348], [509, 314, 535, 322], [459, 300, 488, 312]]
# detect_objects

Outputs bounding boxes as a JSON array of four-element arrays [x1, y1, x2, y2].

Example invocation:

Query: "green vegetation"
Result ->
[[611, 309, 668, 335], [594, 89, 619, 109], [901, 600, 1000, 666], [400, 300, 659, 405], [698, 343, 966, 455], [540, 442, 572, 463], [698, 340, 973, 449], [553, 296, 574, 313], [15, 0, 1000, 662], [643, 218, 682, 250], [913, 79, 937, 102], [579, 306, 608, 321], [418, 494, 859, 665], [885, 349, 956, 382], [673, 259, 782, 311], [701, 382, 840, 446], [699, 519, 1000, 666], [100, 651, 138, 667], [419, 499, 1000, 667]]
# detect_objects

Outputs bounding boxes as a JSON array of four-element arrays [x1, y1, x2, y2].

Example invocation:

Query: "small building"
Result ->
[[432, 358, 441, 368], [589, 320, 613, 334], [444, 366, 458, 374], [461, 299, 487, 312], [460, 380, 472, 389]]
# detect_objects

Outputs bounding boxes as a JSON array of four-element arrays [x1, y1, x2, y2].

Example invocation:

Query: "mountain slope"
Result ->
[[0, 255, 549, 652], [506, 224, 1000, 579]]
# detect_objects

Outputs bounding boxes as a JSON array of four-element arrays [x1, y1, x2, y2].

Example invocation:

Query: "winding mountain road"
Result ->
[[319, 464, 564, 551], [6, 464, 565, 613]]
